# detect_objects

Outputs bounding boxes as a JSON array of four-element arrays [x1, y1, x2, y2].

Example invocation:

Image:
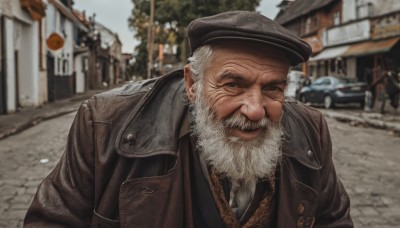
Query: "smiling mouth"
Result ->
[[228, 127, 263, 140], [241, 128, 259, 132]]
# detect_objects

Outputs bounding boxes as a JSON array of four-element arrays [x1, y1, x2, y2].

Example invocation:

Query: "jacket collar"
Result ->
[[115, 70, 188, 158], [115, 72, 321, 170], [281, 101, 322, 170]]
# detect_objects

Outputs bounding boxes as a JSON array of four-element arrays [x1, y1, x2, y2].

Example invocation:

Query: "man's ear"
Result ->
[[184, 64, 196, 102]]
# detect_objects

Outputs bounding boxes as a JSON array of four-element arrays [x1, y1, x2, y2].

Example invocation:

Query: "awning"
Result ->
[[343, 37, 399, 57], [309, 45, 349, 61], [20, 0, 46, 21]]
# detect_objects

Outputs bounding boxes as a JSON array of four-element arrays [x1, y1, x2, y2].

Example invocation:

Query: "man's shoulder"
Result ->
[[284, 98, 324, 121], [85, 70, 185, 122], [91, 70, 184, 101]]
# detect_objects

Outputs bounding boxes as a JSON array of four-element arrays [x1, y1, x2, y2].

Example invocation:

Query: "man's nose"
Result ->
[[240, 91, 265, 121]]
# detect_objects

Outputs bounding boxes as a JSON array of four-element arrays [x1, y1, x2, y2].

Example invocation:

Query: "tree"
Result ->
[[129, 0, 261, 78]]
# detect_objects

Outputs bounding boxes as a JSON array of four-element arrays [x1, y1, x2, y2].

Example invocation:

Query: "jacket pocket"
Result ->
[[91, 210, 120, 228], [118, 157, 184, 228], [277, 164, 319, 228]]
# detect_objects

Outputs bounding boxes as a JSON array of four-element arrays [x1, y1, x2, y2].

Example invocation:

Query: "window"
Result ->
[[356, 0, 373, 19], [333, 11, 340, 25], [305, 17, 311, 33], [330, 60, 336, 72], [62, 59, 68, 75], [313, 15, 318, 29]]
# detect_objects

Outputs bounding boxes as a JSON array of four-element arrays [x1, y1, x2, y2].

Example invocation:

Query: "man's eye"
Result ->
[[225, 82, 240, 88]]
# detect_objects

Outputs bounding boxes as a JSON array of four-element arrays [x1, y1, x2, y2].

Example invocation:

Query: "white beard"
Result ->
[[191, 85, 284, 185]]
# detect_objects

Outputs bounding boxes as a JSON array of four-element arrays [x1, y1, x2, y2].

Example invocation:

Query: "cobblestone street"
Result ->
[[326, 117, 400, 228], [0, 111, 399, 227], [0, 112, 76, 228]]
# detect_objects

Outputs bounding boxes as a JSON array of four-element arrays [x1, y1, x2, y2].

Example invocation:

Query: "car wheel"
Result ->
[[324, 95, 334, 109], [300, 95, 307, 103]]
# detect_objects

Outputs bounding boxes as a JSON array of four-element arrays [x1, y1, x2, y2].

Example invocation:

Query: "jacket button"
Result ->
[[126, 133, 136, 144], [297, 202, 305, 215], [306, 150, 313, 159], [297, 217, 305, 228]]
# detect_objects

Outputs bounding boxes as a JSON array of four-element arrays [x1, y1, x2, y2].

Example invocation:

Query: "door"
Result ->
[[47, 53, 55, 102]]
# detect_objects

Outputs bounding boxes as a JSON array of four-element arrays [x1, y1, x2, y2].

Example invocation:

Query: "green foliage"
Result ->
[[131, 41, 148, 76], [129, 0, 261, 77]]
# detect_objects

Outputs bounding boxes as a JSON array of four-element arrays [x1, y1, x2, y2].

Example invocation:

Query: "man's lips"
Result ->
[[228, 127, 263, 140]]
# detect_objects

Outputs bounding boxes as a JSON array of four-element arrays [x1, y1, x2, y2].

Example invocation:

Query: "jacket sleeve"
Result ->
[[314, 115, 353, 228], [24, 100, 95, 227]]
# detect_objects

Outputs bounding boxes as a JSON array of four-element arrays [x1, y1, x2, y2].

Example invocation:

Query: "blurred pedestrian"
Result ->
[[369, 70, 400, 114]]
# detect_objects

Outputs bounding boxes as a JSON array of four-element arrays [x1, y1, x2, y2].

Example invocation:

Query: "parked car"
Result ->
[[299, 76, 367, 109]]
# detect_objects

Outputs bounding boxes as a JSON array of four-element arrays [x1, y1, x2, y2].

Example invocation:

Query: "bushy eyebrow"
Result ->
[[218, 71, 246, 82], [218, 71, 288, 85], [266, 79, 288, 86]]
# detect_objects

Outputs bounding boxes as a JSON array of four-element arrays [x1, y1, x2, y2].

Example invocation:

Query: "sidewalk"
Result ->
[[0, 89, 107, 140], [318, 100, 400, 136], [1, 90, 400, 140]]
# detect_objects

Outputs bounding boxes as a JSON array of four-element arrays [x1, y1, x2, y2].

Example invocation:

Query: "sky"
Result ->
[[74, 0, 281, 53]]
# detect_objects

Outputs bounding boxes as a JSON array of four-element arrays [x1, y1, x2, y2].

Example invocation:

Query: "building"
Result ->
[[95, 22, 123, 88], [0, 0, 130, 115], [45, 0, 90, 101], [275, 0, 400, 89], [0, 0, 47, 114]]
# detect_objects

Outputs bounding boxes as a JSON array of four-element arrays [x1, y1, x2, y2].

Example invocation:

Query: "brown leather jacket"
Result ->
[[24, 70, 353, 228]]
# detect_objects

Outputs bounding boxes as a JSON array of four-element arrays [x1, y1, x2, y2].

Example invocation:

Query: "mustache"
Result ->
[[223, 112, 270, 130]]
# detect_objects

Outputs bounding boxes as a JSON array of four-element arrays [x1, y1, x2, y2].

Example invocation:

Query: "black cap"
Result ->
[[187, 11, 311, 66]]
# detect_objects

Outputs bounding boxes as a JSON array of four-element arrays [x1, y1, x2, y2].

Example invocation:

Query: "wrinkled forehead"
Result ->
[[209, 40, 292, 67]]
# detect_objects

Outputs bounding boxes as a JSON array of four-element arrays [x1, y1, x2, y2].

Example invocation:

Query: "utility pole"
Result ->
[[147, 0, 155, 79]]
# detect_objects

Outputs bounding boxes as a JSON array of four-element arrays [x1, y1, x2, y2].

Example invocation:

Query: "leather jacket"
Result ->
[[24, 70, 353, 227]]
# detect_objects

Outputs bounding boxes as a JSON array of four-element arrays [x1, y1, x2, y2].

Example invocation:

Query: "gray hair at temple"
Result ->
[[187, 45, 213, 84]]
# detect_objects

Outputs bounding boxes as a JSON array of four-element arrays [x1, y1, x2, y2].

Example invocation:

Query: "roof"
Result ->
[[95, 22, 121, 49], [275, 0, 337, 25], [49, 0, 88, 32], [72, 9, 90, 27]]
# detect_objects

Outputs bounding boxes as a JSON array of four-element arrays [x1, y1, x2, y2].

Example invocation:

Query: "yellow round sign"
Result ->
[[46, 33, 65, 51]]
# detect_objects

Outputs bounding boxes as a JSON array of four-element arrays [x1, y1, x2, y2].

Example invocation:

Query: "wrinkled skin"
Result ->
[[185, 41, 290, 140]]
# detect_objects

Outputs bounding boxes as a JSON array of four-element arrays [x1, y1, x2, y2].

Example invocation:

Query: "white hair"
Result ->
[[187, 45, 214, 84]]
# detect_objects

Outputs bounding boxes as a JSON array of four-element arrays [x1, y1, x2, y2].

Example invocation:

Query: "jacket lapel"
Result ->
[[115, 71, 188, 158]]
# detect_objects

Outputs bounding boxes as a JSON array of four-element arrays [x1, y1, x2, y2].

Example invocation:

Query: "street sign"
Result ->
[[46, 33, 65, 51]]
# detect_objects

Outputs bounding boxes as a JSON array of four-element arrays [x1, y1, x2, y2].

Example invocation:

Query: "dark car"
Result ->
[[299, 76, 367, 109]]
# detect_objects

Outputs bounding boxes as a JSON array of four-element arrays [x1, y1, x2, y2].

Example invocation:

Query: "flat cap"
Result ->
[[187, 11, 311, 66]]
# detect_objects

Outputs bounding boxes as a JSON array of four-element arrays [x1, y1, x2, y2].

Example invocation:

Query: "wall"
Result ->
[[18, 20, 39, 107], [323, 19, 370, 47], [346, 57, 357, 78], [4, 17, 15, 112], [39, 18, 48, 105], [74, 53, 86, 93], [343, 0, 400, 23], [342, 0, 357, 23]]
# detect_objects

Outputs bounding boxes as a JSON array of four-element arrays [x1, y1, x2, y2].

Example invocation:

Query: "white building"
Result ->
[[44, 0, 89, 100], [95, 22, 122, 87], [0, 0, 46, 114]]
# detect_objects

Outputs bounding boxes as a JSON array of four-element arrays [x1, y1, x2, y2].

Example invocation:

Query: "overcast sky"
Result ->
[[74, 0, 281, 53]]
